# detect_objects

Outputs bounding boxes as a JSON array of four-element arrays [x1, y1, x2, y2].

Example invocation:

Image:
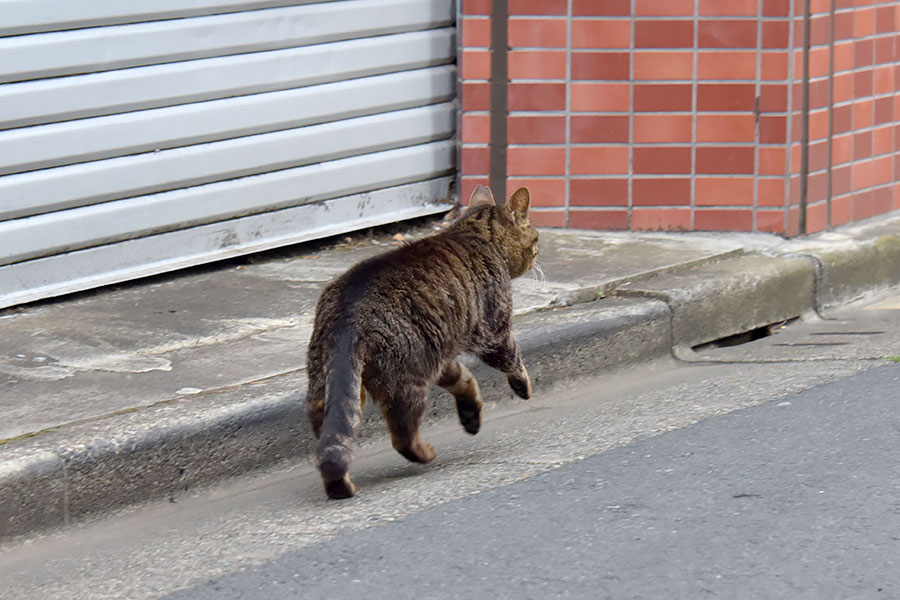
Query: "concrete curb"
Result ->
[[2, 213, 899, 541], [0, 297, 672, 540]]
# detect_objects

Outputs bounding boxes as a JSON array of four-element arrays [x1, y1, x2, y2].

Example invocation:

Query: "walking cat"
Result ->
[[306, 185, 539, 499]]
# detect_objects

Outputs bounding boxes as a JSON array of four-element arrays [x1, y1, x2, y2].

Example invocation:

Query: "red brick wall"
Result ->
[[458, 0, 900, 235]]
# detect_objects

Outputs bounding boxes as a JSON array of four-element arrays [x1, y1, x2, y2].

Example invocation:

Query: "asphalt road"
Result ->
[[2, 291, 900, 599], [165, 363, 900, 600]]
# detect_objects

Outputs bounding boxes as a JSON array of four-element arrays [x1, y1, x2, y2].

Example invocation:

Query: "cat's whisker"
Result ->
[[531, 261, 547, 286]]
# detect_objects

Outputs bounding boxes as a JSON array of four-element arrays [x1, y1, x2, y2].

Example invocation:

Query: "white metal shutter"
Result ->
[[0, 0, 457, 309]]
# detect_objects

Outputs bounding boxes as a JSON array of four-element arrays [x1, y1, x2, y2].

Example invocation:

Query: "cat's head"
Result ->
[[467, 185, 539, 278]]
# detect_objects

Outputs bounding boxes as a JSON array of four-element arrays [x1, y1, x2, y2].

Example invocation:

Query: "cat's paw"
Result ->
[[324, 475, 356, 500], [508, 371, 532, 399], [457, 403, 481, 435]]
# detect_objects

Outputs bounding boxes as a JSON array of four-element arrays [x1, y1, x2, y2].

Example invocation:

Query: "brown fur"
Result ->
[[306, 186, 539, 499]]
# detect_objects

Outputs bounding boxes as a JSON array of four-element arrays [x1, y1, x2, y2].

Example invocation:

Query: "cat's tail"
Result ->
[[316, 329, 362, 500]]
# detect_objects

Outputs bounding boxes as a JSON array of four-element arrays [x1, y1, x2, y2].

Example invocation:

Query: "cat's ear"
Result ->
[[506, 187, 531, 222], [468, 184, 496, 209]]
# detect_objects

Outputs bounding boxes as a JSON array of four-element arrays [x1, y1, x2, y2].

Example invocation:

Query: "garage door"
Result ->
[[0, 0, 457, 309]]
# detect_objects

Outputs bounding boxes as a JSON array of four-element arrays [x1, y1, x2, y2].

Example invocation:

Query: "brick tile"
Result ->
[[833, 42, 853, 72], [833, 72, 853, 103], [572, 19, 631, 49], [508, 18, 567, 48], [809, 15, 831, 47], [698, 51, 757, 79], [573, 0, 630, 16], [699, 21, 758, 48], [570, 83, 631, 111], [876, 5, 896, 34], [570, 146, 630, 175], [787, 205, 804, 238], [875, 97, 893, 126], [809, 79, 830, 111], [831, 134, 852, 165], [507, 115, 566, 144], [634, 83, 693, 111], [694, 209, 754, 231], [761, 52, 789, 80], [810, 0, 829, 15], [832, 165, 851, 196], [696, 146, 755, 174], [461, 146, 490, 175], [832, 104, 852, 135], [632, 178, 692, 206], [854, 7, 875, 37], [634, 51, 694, 79], [874, 185, 894, 217], [852, 160, 873, 191], [831, 195, 852, 227], [873, 155, 893, 186], [506, 178, 567, 206], [834, 12, 853, 41], [809, 48, 830, 82], [633, 147, 692, 174], [571, 52, 631, 80], [853, 131, 872, 160], [697, 114, 756, 143], [462, 82, 490, 111], [569, 179, 629, 207], [571, 115, 630, 143], [635, 20, 694, 48], [508, 147, 566, 176], [807, 172, 828, 203], [510, 0, 567, 15], [695, 177, 754, 206], [460, 177, 489, 203], [508, 50, 566, 79], [759, 147, 787, 175], [763, 21, 790, 49], [634, 114, 693, 143], [568, 209, 629, 230], [632, 208, 692, 231], [809, 139, 829, 172], [853, 99, 874, 130], [758, 116, 786, 144], [697, 83, 756, 111], [702, 0, 757, 15], [461, 113, 490, 144], [635, 0, 693, 16], [875, 65, 895, 96], [763, 0, 790, 17], [528, 210, 567, 227], [758, 178, 787, 206], [462, 50, 491, 79], [759, 84, 788, 112], [462, 0, 490, 16], [852, 190, 875, 220], [508, 83, 566, 110], [874, 126, 893, 156], [875, 36, 894, 65], [462, 18, 491, 47], [855, 39, 874, 69], [757, 210, 787, 234]]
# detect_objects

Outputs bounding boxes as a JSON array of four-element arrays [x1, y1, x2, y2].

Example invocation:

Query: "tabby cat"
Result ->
[[306, 185, 539, 499]]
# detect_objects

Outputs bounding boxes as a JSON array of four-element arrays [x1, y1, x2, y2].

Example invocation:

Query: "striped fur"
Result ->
[[306, 186, 539, 499]]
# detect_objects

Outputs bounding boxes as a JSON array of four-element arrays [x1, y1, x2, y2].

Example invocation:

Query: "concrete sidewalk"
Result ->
[[2, 211, 900, 540]]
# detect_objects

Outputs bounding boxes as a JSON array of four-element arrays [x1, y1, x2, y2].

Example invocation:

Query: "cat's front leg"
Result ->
[[479, 335, 532, 400]]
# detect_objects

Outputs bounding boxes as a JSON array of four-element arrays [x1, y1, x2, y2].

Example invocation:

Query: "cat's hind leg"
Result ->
[[437, 359, 483, 435], [372, 382, 436, 464], [479, 334, 532, 400]]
